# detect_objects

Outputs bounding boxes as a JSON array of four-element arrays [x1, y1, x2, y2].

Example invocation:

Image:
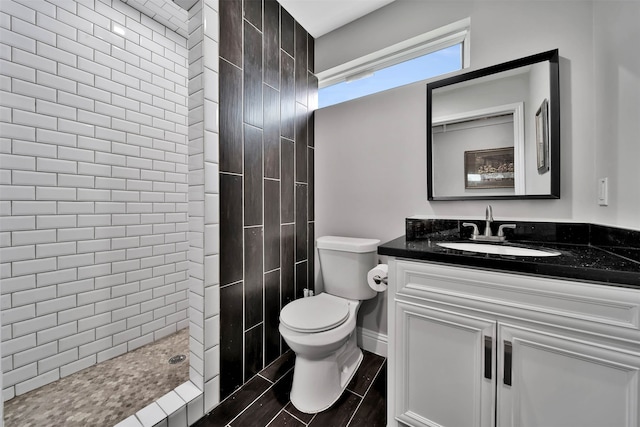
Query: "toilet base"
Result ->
[[289, 330, 363, 414]]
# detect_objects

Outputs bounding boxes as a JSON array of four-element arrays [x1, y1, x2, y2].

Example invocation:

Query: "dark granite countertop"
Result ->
[[378, 220, 640, 289]]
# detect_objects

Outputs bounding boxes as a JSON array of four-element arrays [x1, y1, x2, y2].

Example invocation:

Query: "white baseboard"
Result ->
[[357, 327, 388, 357]]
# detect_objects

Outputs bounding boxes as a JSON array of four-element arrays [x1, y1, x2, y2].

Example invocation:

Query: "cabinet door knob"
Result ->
[[484, 336, 493, 380], [504, 340, 513, 386]]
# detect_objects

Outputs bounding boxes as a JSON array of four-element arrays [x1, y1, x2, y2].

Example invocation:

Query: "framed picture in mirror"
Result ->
[[464, 147, 515, 189], [536, 98, 550, 174]]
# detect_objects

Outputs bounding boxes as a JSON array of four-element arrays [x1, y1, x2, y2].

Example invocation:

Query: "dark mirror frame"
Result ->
[[427, 49, 560, 201]]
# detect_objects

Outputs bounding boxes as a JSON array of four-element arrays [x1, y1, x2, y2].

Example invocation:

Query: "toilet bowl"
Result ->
[[279, 293, 362, 413], [279, 236, 381, 414]]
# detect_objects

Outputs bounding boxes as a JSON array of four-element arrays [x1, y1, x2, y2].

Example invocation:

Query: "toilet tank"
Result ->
[[317, 236, 380, 301]]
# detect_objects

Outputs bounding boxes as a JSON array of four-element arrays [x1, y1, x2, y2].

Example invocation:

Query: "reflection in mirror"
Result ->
[[427, 50, 559, 200]]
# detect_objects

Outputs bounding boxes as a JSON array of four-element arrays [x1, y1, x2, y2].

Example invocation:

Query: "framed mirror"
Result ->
[[427, 49, 560, 200]]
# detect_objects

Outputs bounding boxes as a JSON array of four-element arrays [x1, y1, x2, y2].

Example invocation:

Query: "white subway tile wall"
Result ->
[[0, 0, 190, 401], [187, 0, 220, 415]]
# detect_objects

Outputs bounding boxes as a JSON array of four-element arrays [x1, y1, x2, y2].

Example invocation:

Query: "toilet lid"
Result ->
[[280, 294, 350, 333]]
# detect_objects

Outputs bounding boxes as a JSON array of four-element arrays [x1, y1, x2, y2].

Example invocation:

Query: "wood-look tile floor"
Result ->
[[195, 350, 386, 427], [2, 328, 190, 427]]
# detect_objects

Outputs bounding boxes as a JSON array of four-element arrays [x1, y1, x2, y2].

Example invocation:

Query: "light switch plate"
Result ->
[[598, 177, 608, 206]]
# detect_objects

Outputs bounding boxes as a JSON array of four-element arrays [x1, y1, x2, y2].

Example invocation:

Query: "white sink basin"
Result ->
[[437, 242, 561, 257]]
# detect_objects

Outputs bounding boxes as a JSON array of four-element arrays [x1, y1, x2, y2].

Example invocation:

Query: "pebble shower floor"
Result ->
[[3, 328, 189, 427]]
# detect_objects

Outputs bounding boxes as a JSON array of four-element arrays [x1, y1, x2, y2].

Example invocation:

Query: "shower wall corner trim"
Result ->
[[186, 0, 221, 417]]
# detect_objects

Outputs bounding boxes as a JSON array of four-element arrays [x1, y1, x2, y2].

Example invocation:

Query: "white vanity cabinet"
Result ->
[[387, 258, 640, 427]]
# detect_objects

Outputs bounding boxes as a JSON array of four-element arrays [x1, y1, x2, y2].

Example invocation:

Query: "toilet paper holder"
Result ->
[[367, 263, 389, 292], [372, 274, 387, 285]]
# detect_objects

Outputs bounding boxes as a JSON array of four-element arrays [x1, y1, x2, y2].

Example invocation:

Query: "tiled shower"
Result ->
[[1, 0, 317, 423], [1, 0, 191, 400], [0, 0, 224, 422]]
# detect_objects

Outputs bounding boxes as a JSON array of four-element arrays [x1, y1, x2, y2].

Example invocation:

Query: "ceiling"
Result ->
[[172, 0, 200, 10], [277, 0, 396, 37], [169, 0, 395, 38]]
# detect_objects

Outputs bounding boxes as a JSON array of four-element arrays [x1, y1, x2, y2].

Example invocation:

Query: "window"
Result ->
[[319, 44, 462, 108], [317, 18, 470, 108]]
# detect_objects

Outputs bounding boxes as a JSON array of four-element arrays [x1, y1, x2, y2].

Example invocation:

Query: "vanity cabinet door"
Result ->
[[395, 300, 496, 427], [497, 324, 640, 427]]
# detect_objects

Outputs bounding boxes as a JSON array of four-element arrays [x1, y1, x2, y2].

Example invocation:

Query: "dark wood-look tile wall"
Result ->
[[243, 124, 263, 226], [295, 261, 307, 300], [219, 60, 242, 174], [263, 85, 280, 179], [219, 0, 242, 68], [220, 281, 244, 398], [307, 222, 314, 292], [264, 0, 280, 89], [218, 0, 317, 400], [244, 323, 264, 379], [280, 139, 295, 223], [281, 224, 295, 307], [295, 104, 308, 183], [307, 147, 314, 221], [244, 227, 264, 328], [308, 74, 318, 132], [280, 7, 294, 57], [280, 54, 295, 140], [243, 0, 262, 31], [295, 183, 307, 261], [294, 22, 308, 106], [307, 109, 315, 148], [307, 33, 315, 74], [220, 174, 243, 285], [264, 179, 281, 271], [243, 21, 263, 128], [264, 269, 281, 365]]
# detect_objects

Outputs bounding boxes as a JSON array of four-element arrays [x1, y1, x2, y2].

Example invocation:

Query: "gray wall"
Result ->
[[593, 1, 640, 228], [314, 0, 640, 338]]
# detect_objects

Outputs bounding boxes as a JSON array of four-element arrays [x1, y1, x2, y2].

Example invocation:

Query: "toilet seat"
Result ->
[[280, 294, 350, 333]]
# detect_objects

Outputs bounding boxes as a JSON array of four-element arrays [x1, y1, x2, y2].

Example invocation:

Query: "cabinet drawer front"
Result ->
[[396, 260, 640, 330]]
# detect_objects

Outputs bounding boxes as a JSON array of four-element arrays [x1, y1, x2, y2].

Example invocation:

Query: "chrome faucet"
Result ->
[[484, 205, 494, 237], [462, 205, 516, 242]]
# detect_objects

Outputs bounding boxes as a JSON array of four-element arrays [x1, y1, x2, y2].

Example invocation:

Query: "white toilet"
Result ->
[[279, 236, 381, 414]]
